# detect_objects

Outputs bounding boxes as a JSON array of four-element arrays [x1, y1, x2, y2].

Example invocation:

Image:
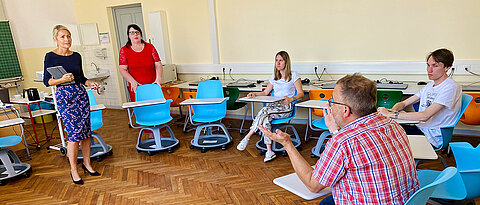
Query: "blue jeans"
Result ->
[[319, 195, 335, 205]]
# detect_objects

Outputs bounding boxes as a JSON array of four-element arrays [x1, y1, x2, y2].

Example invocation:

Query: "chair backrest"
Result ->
[[133, 84, 172, 124], [192, 80, 226, 117], [405, 167, 459, 205], [87, 89, 103, 131], [460, 92, 480, 125], [376, 90, 403, 109], [223, 87, 240, 110], [437, 94, 473, 151], [309, 89, 333, 117], [162, 86, 181, 101], [450, 142, 480, 199], [183, 91, 197, 99]]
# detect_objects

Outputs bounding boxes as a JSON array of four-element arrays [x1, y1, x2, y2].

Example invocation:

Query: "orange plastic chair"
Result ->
[[305, 90, 333, 142], [309, 90, 333, 117], [162, 86, 184, 118], [182, 91, 197, 132], [460, 92, 480, 125]]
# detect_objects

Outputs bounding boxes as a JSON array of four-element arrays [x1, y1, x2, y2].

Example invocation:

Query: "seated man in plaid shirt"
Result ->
[[259, 73, 419, 204]]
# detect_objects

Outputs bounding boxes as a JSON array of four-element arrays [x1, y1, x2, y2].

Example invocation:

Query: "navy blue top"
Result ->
[[43, 51, 88, 87]]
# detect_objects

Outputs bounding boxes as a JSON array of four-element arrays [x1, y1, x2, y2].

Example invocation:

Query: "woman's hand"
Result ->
[[282, 96, 294, 105], [85, 80, 100, 90], [61, 73, 74, 83], [129, 81, 140, 92], [247, 92, 256, 98]]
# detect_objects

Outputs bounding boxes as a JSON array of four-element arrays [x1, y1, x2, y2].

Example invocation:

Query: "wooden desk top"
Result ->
[[179, 98, 226, 105], [122, 99, 167, 109], [238, 96, 285, 103]]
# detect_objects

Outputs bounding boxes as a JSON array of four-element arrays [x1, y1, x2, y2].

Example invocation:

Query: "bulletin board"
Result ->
[[0, 21, 22, 80]]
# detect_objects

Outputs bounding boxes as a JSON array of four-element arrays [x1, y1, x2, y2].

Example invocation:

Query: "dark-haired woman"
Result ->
[[119, 24, 163, 101]]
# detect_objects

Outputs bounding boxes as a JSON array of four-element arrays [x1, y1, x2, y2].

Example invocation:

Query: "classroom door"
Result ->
[[113, 4, 145, 102]]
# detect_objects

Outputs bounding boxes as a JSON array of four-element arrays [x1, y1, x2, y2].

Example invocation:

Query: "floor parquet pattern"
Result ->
[[1, 109, 479, 204]]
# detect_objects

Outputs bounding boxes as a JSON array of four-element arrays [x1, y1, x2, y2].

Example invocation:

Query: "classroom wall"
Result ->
[[215, 0, 480, 63], [3, 0, 480, 107]]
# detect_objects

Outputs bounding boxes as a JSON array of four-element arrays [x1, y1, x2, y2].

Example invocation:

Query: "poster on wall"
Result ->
[[99, 32, 109, 44]]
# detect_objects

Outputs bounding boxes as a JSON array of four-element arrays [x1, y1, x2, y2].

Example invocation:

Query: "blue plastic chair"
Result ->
[[434, 94, 473, 153], [450, 142, 480, 200], [309, 99, 332, 158], [255, 90, 301, 156], [128, 84, 179, 155], [416, 94, 473, 168], [77, 89, 113, 161], [406, 167, 462, 205], [187, 80, 232, 152], [417, 167, 467, 202], [0, 116, 31, 185]]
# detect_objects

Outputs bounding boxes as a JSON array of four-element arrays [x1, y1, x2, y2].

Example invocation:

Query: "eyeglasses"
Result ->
[[129, 31, 140, 35], [328, 96, 353, 114]]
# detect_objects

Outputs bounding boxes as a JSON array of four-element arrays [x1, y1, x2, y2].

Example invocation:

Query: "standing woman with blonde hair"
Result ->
[[236, 51, 304, 162], [43, 25, 101, 185]]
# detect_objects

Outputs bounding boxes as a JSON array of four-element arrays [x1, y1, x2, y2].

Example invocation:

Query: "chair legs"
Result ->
[[191, 122, 232, 152], [0, 148, 31, 184], [311, 131, 331, 158], [136, 125, 179, 155]]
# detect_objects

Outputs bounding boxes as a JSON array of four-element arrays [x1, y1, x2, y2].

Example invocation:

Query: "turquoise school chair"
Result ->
[[406, 167, 461, 205], [82, 89, 112, 161], [188, 80, 232, 152], [256, 90, 301, 156], [416, 94, 472, 168], [450, 142, 480, 200], [128, 84, 179, 155]]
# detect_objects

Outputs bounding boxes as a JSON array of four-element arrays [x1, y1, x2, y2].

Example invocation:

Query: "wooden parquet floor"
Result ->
[[1, 109, 479, 205]]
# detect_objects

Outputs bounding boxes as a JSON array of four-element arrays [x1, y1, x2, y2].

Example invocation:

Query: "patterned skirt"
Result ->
[[56, 84, 91, 142]]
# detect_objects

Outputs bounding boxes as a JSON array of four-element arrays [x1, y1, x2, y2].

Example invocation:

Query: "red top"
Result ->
[[312, 113, 419, 204], [119, 43, 161, 84]]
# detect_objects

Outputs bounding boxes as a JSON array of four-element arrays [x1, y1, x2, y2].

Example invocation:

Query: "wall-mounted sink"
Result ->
[[85, 70, 110, 81]]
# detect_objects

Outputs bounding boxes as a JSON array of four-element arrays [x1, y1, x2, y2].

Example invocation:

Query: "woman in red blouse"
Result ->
[[119, 24, 163, 101]]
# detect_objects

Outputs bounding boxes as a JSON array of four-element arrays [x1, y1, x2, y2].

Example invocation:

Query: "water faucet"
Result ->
[[91, 62, 100, 73]]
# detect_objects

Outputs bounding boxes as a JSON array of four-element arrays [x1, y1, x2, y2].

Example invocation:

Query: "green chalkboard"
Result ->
[[0, 21, 22, 79]]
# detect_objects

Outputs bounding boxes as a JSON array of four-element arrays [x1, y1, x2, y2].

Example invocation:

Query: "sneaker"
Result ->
[[236, 137, 250, 151], [264, 151, 276, 162]]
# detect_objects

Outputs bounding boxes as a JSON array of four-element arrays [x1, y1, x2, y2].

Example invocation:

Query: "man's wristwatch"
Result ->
[[394, 111, 399, 119]]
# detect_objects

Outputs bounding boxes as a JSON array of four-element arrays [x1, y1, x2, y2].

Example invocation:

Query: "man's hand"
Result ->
[[257, 125, 292, 146], [377, 107, 394, 117], [323, 104, 340, 133]]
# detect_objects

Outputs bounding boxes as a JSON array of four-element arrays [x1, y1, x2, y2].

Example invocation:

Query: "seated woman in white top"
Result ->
[[236, 51, 304, 162]]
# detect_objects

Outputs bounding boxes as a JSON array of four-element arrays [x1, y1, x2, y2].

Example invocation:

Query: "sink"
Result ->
[[85, 70, 110, 81]]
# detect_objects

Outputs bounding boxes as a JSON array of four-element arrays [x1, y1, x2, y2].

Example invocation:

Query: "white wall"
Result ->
[[2, 0, 78, 49]]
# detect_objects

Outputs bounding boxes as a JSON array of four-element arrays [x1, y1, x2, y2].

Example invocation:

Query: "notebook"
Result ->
[[46, 66, 75, 86]]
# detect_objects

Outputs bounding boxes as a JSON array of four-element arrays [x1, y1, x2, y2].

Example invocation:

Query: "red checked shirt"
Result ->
[[313, 112, 419, 204]]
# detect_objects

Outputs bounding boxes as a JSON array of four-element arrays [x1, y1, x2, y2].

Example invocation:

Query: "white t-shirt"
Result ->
[[415, 77, 462, 148], [269, 71, 300, 98]]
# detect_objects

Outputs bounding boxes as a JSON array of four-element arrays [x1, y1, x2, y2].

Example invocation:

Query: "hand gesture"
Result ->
[[257, 125, 292, 146], [323, 104, 340, 132], [247, 92, 256, 98]]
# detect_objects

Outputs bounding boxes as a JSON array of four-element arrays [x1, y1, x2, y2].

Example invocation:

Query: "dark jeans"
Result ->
[[400, 124, 423, 135], [319, 195, 335, 205]]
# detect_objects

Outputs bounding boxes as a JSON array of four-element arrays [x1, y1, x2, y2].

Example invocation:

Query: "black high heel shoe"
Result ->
[[82, 164, 101, 176], [70, 173, 84, 185]]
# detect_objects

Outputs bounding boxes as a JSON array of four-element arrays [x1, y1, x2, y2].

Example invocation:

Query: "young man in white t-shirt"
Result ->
[[378, 48, 462, 148]]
